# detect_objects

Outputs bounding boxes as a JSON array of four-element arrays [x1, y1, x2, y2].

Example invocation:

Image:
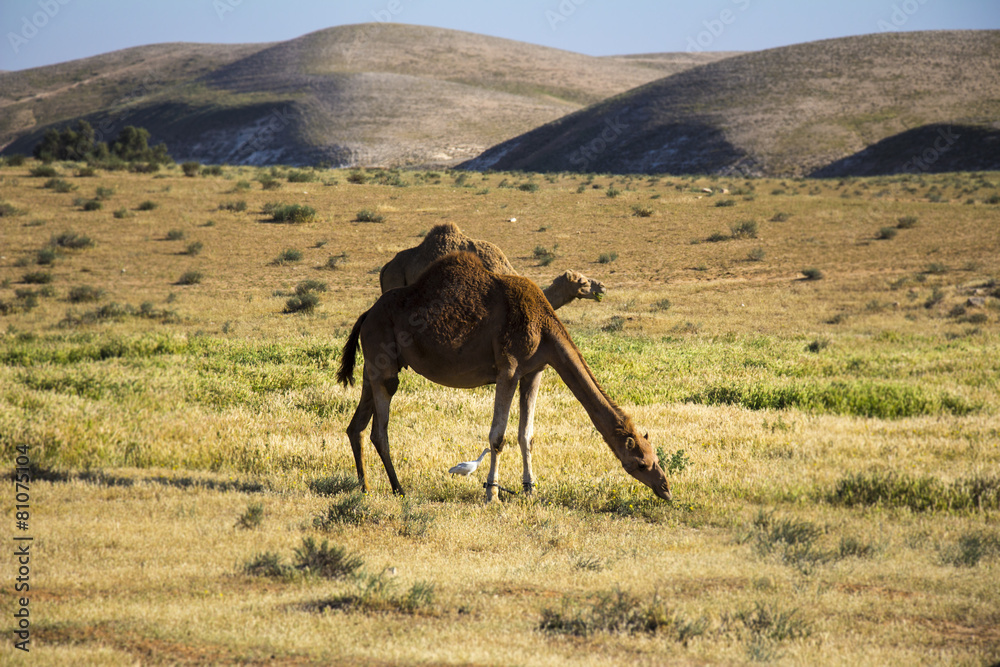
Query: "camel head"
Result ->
[[560, 270, 607, 302], [613, 421, 671, 501]]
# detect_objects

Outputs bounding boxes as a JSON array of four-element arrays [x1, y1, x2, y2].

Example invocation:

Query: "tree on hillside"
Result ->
[[33, 122, 171, 165]]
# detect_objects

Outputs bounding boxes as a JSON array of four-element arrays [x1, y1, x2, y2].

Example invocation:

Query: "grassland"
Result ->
[[1, 161, 999, 665]]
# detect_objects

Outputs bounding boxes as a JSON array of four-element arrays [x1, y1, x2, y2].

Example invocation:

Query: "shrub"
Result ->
[[30, 165, 59, 178], [631, 205, 654, 217], [235, 501, 264, 530], [0, 201, 26, 217], [346, 171, 368, 184], [729, 219, 759, 239], [50, 231, 94, 249], [202, 165, 222, 176], [4, 154, 26, 167], [287, 170, 317, 183], [715, 198, 736, 207], [748, 247, 766, 261], [354, 209, 385, 223], [166, 229, 186, 241], [44, 178, 76, 192], [309, 474, 360, 496], [269, 204, 316, 223], [81, 199, 102, 211], [896, 215, 918, 228], [95, 186, 114, 200], [706, 231, 730, 243], [605, 186, 621, 198], [597, 251, 618, 264], [801, 268, 823, 281], [325, 253, 349, 270], [293, 537, 364, 579], [177, 271, 203, 285], [271, 249, 302, 266], [21, 271, 53, 285], [218, 200, 247, 212], [518, 182, 539, 192], [137, 200, 158, 211], [876, 227, 898, 240], [113, 208, 133, 219], [68, 285, 105, 303], [244, 552, 289, 578], [181, 161, 201, 177], [295, 280, 327, 295], [184, 241, 204, 256], [35, 248, 58, 265], [258, 174, 281, 190], [76, 166, 96, 177], [533, 245, 556, 266]]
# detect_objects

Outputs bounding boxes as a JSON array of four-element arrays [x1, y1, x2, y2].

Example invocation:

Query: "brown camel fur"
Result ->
[[338, 252, 671, 503], [379, 222, 606, 309]]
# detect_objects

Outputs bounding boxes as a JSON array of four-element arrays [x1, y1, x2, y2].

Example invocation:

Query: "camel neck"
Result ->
[[547, 336, 625, 442], [542, 282, 571, 310]]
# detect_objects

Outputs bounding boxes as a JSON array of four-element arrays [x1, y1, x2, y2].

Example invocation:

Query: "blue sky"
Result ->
[[3, 0, 999, 71]]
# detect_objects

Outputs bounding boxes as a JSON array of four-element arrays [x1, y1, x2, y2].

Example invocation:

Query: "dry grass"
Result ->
[[1, 162, 999, 664]]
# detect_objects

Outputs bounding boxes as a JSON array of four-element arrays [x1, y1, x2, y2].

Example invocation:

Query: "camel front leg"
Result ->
[[518, 371, 543, 494], [484, 376, 518, 504]]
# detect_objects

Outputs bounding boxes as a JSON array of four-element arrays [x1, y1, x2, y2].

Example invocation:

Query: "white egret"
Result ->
[[447, 448, 491, 476]]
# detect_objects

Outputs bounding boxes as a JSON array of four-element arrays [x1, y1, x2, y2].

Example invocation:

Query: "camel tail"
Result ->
[[337, 310, 368, 386]]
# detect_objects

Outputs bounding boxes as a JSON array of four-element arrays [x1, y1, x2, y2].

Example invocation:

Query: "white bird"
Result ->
[[448, 448, 491, 476]]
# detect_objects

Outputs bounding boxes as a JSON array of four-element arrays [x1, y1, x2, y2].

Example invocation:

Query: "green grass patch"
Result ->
[[831, 471, 1000, 512]]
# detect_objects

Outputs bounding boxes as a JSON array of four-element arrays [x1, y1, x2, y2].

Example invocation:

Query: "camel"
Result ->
[[338, 252, 671, 504], [378, 222, 607, 309]]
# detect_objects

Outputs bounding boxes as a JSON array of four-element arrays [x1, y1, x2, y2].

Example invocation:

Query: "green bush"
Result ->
[[876, 227, 898, 240], [30, 165, 59, 178], [801, 268, 823, 281], [219, 200, 247, 212], [21, 271, 53, 285], [354, 209, 385, 223], [50, 231, 94, 250], [81, 199, 102, 211], [166, 229, 186, 241], [287, 170, 317, 183], [44, 178, 76, 192], [177, 271, 203, 285], [269, 204, 316, 223], [137, 200, 158, 211], [597, 251, 618, 264], [831, 471, 1000, 512], [729, 219, 759, 239], [68, 285, 105, 303], [181, 161, 201, 177], [272, 249, 303, 265]]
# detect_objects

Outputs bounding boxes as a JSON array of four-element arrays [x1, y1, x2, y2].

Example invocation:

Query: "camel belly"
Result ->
[[403, 348, 498, 389]]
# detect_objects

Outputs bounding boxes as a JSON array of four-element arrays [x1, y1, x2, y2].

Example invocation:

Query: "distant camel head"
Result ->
[[555, 270, 606, 302], [613, 420, 671, 501]]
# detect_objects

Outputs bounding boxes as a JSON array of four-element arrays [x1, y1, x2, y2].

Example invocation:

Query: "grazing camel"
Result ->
[[378, 222, 607, 309], [338, 252, 671, 503]]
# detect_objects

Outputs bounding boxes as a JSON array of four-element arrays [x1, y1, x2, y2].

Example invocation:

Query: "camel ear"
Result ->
[[644, 432, 649, 440]]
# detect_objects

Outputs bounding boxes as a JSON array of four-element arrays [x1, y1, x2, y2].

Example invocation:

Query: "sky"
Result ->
[[3, 0, 999, 71]]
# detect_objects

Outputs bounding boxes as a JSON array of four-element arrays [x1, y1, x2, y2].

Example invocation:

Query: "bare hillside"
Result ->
[[0, 24, 682, 167], [462, 31, 1000, 177]]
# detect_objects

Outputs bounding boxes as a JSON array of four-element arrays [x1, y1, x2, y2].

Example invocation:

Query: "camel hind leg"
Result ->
[[369, 372, 405, 495], [345, 375, 375, 492]]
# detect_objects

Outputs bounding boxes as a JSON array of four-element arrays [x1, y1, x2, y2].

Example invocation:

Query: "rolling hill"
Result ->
[[462, 30, 1000, 177], [0, 24, 727, 168]]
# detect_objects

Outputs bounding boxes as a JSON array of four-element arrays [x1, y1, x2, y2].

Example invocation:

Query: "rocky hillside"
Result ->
[[462, 31, 1000, 177]]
